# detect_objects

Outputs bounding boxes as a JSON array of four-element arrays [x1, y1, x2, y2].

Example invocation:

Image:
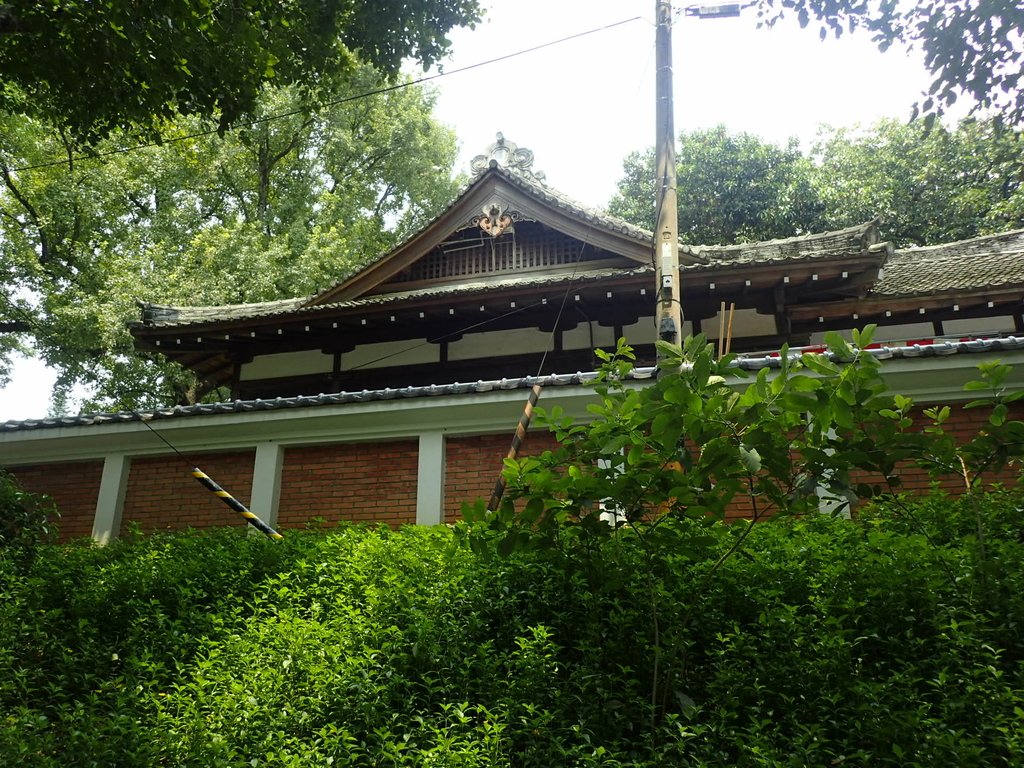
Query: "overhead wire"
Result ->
[[37, 12, 655, 520], [8, 15, 646, 174], [4, 7, 651, 429]]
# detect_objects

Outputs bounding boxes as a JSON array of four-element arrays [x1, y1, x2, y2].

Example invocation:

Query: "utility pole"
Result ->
[[655, 0, 682, 350]]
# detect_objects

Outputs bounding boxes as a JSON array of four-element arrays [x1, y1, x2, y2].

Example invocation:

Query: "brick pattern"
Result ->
[[7, 398, 1023, 541], [847, 402, 1024, 498], [445, 401, 1024, 525], [7, 460, 103, 541], [278, 440, 418, 529], [444, 431, 561, 522], [726, 403, 1024, 520], [121, 451, 256, 534]]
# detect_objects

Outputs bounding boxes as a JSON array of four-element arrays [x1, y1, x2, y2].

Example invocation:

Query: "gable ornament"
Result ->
[[473, 201, 521, 238], [470, 132, 546, 183]]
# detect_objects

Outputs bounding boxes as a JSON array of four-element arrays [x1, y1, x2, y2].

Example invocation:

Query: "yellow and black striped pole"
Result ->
[[191, 467, 283, 540], [487, 384, 543, 512]]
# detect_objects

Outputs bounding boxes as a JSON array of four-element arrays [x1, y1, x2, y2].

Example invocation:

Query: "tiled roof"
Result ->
[[5, 337, 1023, 434], [133, 159, 884, 332], [135, 264, 655, 329], [137, 297, 308, 328], [134, 224, 886, 331], [872, 228, 1024, 297], [682, 220, 883, 268], [494, 165, 653, 243], [301, 165, 659, 306]]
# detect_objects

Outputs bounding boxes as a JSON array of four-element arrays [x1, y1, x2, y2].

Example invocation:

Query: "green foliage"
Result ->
[[469, 330, 928, 553], [811, 118, 1024, 247], [0, 469, 57, 558], [610, 118, 1024, 248], [756, 0, 1024, 128], [0, 0, 482, 142], [0, 70, 461, 410], [2, 504, 1023, 765], [608, 124, 824, 243], [467, 333, 1024, 565]]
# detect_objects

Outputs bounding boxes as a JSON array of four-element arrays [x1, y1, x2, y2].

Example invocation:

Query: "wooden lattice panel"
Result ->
[[391, 223, 604, 284]]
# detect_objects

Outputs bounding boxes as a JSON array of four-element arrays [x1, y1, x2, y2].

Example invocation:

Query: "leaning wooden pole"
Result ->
[[486, 384, 543, 512]]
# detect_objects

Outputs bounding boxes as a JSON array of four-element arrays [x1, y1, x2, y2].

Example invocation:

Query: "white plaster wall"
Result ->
[[704, 308, 773, 339], [942, 316, 1015, 336], [621, 317, 657, 345], [448, 328, 550, 361], [343, 339, 439, 370], [810, 322, 935, 346], [240, 350, 333, 381], [563, 323, 618, 350]]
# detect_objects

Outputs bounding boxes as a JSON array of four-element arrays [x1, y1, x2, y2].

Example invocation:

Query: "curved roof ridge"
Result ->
[[894, 227, 1024, 257], [137, 296, 307, 326], [302, 165, 660, 307], [687, 219, 880, 256]]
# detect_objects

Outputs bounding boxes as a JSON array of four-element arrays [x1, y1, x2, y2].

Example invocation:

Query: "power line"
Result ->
[[9, 15, 645, 174]]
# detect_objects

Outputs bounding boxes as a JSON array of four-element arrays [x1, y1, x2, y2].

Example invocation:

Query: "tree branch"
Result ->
[[0, 164, 50, 263]]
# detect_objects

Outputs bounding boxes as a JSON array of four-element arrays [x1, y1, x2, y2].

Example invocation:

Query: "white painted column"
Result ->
[[92, 454, 130, 544], [250, 442, 284, 530], [816, 484, 849, 518], [416, 431, 446, 525]]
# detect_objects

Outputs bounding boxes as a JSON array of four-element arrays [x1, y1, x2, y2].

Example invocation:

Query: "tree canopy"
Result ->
[[0, 70, 461, 410], [0, 0, 482, 142], [756, 0, 1024, 127], [607, 125, 824, 244], [609, 119, 1024, 248], [811, 118, 1024, 247]]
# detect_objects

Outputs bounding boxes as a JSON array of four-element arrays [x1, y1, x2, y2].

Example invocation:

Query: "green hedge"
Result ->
[[1, 493, 1023, 766]]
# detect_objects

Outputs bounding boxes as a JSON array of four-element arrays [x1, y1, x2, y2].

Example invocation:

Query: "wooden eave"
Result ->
[[306, 168, 660, 306], [136, 255, 886, 359], [788, 286, 1024, 327], [134, 270, 658, 374], [677, 256, 883, 318]]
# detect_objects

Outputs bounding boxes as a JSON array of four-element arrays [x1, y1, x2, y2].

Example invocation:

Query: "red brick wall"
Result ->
[[121, 451, 256, 534], [6, 460, 103, 541], [442, 402, 1024, 525], [278, 440, 418, 528], [719, 403, 1024, 521], [445, 431, 561, 522], [7, 397, 1022, 542], [844, 402, 1024, 501]]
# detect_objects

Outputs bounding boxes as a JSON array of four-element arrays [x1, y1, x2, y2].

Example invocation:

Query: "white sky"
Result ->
[[430, 0, 934, 205], [0, 0, 941, 421]]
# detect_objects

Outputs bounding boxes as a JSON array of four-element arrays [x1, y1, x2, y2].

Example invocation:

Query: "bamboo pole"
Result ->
[[725, 302, 736, 356], [486, 384, 543, 512]]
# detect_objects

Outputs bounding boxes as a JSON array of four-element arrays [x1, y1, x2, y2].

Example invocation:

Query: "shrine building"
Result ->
[[3, 135, 1024, 541]]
